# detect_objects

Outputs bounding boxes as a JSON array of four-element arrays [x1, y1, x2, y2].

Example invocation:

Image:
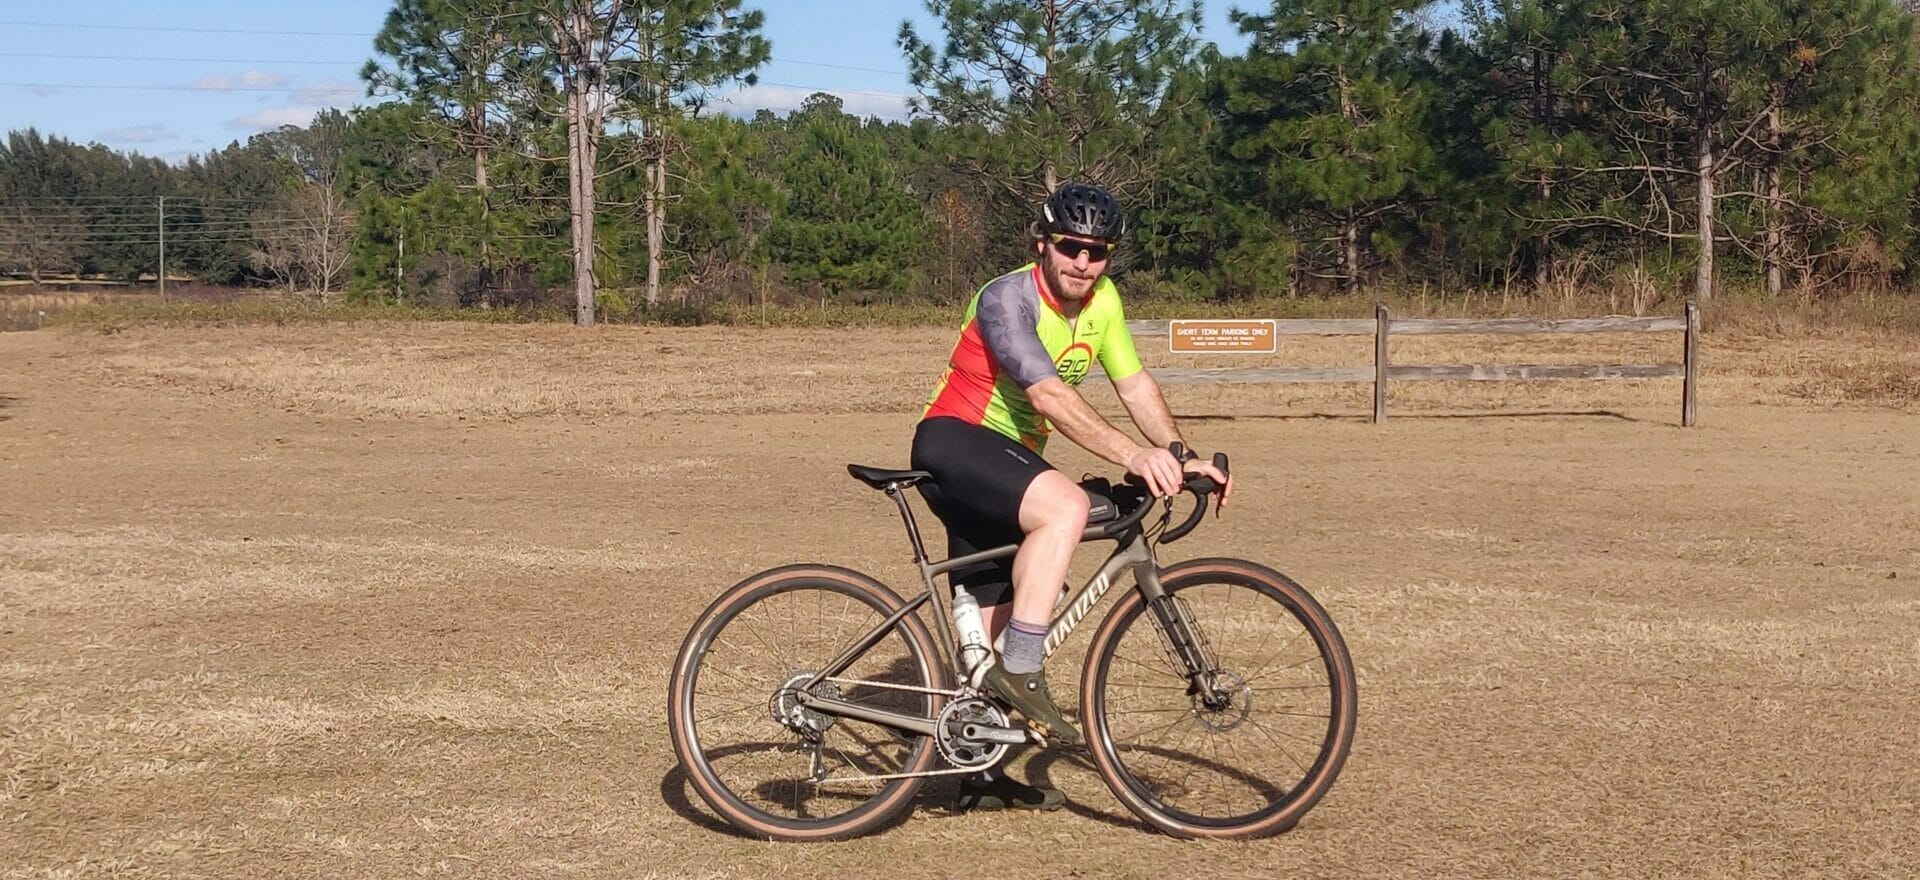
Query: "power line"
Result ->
[[773, 57, 907, 77], [2, 49, 906, 76], [0, 237, 290, 245], [0, 18, 373, 38], [5, 222, 315, 232], [3, 204, 285, 212], [728, 80, 914, 101], [0, 51, 360, 66], [0, 80, 374, 96], [2, 196, 286, 203]]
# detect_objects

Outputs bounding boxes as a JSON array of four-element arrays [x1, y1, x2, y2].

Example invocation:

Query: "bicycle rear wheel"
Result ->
[[667, 564, 948, 840], [1081, 557, 1356, 839]]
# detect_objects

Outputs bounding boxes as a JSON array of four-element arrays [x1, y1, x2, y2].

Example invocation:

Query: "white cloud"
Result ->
[[157, 148, 202, 167], [712, 83, 914, 121], [100, 123, 179, 145], [228, 106, 321, 131], [225, 77, 362, 134], [192, 70, 289, 91], [293, 79, 360, 105]]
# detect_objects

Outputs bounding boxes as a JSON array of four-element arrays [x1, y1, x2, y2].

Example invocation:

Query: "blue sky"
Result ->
[[0, 1, 1267, 163]]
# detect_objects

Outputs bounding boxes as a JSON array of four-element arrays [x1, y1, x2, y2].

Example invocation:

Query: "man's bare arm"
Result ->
[[1112, 370, 1182, 449], [1112, 369, 1234, 506], [1027, 378, 1185, 497]]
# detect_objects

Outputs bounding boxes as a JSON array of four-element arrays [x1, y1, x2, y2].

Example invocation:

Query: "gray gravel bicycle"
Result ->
[[667, 447, 1356, 840]]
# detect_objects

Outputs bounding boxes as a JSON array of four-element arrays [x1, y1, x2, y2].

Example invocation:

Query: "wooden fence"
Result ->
[[1126, 301, 1700, 426]]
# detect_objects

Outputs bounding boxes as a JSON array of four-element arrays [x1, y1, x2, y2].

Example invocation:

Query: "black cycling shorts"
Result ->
[[909, 416, 1055, 606]]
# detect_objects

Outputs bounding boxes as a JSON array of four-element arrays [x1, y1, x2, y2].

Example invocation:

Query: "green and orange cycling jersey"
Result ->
[[922, 263, 1144, 453]]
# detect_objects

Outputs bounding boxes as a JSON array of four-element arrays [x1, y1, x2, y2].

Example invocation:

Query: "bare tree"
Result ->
[[251, 184, 354, 295]]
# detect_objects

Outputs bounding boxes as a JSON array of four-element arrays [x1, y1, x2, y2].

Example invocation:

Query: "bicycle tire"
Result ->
[[1080, 557, 1356, 839], [667, 564, 949, 840]]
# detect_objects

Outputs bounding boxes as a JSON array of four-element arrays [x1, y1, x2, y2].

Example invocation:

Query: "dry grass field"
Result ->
[[3, 318, 1917, 879]]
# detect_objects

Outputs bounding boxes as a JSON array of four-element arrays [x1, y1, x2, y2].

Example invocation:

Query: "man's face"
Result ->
[[1037, 233, 1114, 304]]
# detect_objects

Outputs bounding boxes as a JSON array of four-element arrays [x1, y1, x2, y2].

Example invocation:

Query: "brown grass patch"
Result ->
[[1785, 351, 1920, 407], [3, 320, 1918, 878]]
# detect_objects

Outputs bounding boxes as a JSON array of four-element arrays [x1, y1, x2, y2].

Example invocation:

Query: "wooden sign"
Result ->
[[1169, 320, 1277, 353]]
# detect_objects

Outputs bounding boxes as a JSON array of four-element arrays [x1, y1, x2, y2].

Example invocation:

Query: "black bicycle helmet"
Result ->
[[1041, 182, 1125, 240]]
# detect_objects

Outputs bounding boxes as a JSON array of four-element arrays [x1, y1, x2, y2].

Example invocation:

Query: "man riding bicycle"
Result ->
[[911, 181, 1233, 811]]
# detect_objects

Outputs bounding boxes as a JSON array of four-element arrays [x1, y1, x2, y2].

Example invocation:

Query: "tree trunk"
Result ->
[[1532, 49, 1553, 289], [1041, 0, 1058, 194], [643, 67, 670, 306], [568, 78, 596, 327], [1693, 45, 1715, 303], [476, 141, 493, 309], [1337, 65, 1362, 294], [1763, 88, 1783, 297], [646, 152, 665, 305], [320, 197, 332, 297], [1342, 217, 1361, 295]]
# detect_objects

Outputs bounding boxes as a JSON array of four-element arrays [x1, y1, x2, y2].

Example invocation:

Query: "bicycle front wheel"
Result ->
[[1080, 558, 1356, 839], [667, 564, 948, 841]]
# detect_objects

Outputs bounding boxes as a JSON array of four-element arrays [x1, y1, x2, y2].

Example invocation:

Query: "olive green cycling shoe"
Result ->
[[981, 664, 1081, 746]]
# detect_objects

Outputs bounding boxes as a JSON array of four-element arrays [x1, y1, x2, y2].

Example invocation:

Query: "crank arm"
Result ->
[[958, 722, 1036, 745]]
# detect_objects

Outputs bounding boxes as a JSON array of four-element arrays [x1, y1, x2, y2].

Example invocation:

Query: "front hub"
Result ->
[[1189, 671, 1251, 731]]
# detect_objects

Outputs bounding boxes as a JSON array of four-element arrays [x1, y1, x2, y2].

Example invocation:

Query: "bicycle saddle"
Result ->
[[846, 464, 932, 490]]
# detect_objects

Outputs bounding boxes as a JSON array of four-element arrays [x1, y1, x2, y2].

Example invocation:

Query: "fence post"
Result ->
[[1683, 300, 1699, 427], [1373, 303, 1389, 424]]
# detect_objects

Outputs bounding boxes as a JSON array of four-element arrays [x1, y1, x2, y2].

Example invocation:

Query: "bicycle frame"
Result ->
[[794, 483, 1179, 741]]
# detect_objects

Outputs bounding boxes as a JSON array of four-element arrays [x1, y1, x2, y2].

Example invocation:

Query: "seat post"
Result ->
[[885, 485, 931, 565]]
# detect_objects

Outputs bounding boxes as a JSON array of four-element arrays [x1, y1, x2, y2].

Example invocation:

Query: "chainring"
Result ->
[[935, 697, 1013, 769]]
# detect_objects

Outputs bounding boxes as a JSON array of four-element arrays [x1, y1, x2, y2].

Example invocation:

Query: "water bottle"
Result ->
[[951, 588, 993, 675]]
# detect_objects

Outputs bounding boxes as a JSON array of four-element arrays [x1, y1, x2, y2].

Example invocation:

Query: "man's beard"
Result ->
[[1043, 260, 1099, 302]]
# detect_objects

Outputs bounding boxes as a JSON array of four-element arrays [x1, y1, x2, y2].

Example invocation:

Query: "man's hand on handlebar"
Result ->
[[1125, 446, 1186, 499], [1131, 442, 1232, 510], [1181, 456, 1232, 510]]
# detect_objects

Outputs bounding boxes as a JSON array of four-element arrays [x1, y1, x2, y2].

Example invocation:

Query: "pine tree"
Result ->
[[899, 0, 1203, 207], [1218, 0, 1439, 293], [364, 0, 517, 302], [1529, 0, 1919, 298], [764, 94, 932, 296]]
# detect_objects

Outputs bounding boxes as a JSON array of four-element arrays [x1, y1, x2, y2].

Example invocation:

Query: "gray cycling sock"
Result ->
[[1001, 618, 1048, 674]]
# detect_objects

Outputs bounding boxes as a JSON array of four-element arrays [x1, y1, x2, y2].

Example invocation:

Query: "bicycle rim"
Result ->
[[668, 565, 945, 840], [1082, 558, 1356, 838]]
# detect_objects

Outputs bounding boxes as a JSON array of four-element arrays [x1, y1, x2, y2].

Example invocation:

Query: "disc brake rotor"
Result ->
[[1190, 670, 1252, 732]]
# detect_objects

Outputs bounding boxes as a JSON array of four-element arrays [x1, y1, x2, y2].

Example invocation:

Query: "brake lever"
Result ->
[[1210, 452, 1229, 519]]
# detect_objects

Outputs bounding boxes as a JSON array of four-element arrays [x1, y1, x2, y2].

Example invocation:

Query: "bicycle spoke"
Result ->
[[675, 574, 939, 835], [693, 697, 765, 728], [1088, 567, 1354, 834], [1242, 649, 1324, 687], [1244, 715, 1315, 777], [1103, 704, 1197, 717]]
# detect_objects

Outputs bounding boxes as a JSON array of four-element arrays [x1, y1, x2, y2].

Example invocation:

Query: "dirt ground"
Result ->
[[3, 320, 1916, 879]]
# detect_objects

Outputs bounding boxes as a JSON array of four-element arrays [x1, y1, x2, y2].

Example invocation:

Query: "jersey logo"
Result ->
[[1055, 342, 1094, 385]]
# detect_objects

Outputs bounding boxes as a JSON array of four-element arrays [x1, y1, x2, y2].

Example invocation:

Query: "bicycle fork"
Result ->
[[1137, 567, 1230, 707]]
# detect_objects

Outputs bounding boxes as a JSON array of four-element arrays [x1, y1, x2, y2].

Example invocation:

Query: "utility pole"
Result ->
[[157, 196, 166, 300]]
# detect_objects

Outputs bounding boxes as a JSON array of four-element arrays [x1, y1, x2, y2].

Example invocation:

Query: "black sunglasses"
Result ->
[[1049, 233, 1114, 262]]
